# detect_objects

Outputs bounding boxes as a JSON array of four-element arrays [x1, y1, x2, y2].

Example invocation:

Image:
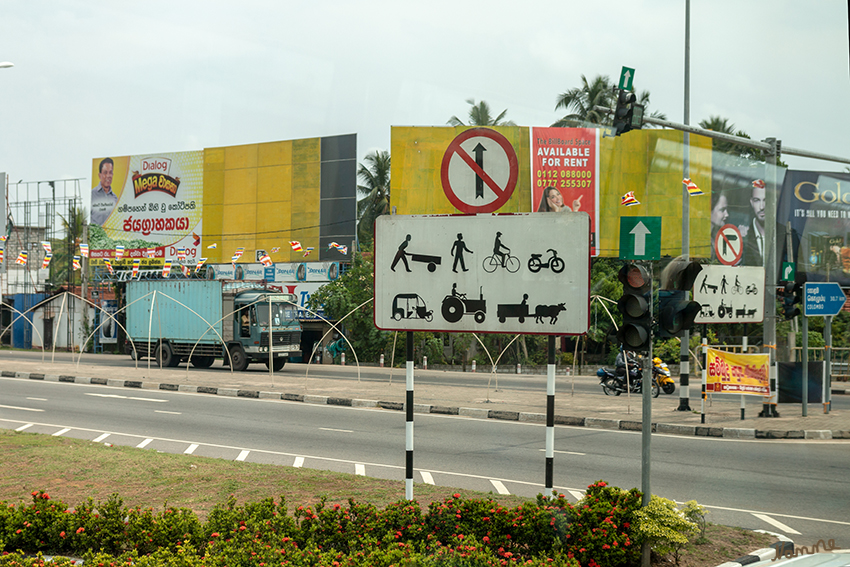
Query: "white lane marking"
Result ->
[[539, 448, 586, 456], [92, 433, 110, 443], [490, 480, 510, 495], [52, 428, 71, 437], [85, 393, 167, 403], [155, 410, 181, 415], [0, 405, 44, 412], [420, 471, 435, 485], [319, 427, 353, 433], [136, 438, 153, 449], [16, 423, 33, 431], [26, 397, 47, 401], [184, 444, 199, 455], [236, 450, 250, 461], [568, 490, 585, 501], [293, 457, 304, 468], [752, 513, 802, 535]]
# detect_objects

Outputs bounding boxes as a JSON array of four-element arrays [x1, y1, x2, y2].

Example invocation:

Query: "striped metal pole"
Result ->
[[545, 335, 555, 491], [405, 331, 414, 500]]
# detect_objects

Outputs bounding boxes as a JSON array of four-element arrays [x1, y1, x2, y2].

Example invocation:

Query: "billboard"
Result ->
[[89, 151, 204, 267], [390, 127, 712, 258], [706, 348, 769, 396]]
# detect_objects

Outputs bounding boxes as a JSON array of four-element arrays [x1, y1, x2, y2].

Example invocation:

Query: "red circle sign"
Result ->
[[714, 223, 743, 266], [440, 128, 518, 213]]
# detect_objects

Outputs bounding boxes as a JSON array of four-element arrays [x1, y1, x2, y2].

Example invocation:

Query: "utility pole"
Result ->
[[678, 0, 693, 413]]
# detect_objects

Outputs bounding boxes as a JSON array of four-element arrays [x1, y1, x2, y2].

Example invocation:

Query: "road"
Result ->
[[0, 375, 848, 547]]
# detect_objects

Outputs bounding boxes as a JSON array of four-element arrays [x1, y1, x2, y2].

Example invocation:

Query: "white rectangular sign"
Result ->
[[693, 265, 765, 323], [374, 213, 590, 334]]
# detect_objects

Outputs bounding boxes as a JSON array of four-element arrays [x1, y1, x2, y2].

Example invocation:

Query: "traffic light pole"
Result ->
[[760, 139, 780, 418]]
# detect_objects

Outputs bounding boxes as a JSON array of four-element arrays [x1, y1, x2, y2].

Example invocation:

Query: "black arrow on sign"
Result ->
[[473, 143, 486, 198]]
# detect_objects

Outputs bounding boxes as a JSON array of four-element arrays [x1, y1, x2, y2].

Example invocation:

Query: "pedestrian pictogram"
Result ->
[[440, 128, 518, 213], [715, 224, 743, 266]]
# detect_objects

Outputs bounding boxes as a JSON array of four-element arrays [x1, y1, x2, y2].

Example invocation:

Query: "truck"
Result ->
[[125, 280, 301, 371]]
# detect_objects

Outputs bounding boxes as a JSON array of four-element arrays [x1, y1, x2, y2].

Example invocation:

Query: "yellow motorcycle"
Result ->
[[653, 357, 676, 395]]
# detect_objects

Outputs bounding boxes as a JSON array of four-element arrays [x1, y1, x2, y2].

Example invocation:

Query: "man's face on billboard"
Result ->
[[99, 162, 114, 192], [750, 186, 765, 223]]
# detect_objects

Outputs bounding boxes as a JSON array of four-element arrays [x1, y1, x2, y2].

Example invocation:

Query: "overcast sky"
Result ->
[[1, 0, 848, 205]]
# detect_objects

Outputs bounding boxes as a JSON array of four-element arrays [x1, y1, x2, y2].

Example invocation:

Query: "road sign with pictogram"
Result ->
[[619, 216, 661, 260], [440, 128, 519, 214], [715, 224, 743, 266]]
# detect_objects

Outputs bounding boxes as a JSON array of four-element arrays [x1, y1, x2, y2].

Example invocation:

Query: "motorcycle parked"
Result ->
[[596, 352, 659, 398], [653, 357, 676, 395]]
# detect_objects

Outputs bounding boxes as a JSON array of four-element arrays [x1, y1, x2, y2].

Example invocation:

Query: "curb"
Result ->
[[10, 371, 850, 440], [716, 533, 793, 567]]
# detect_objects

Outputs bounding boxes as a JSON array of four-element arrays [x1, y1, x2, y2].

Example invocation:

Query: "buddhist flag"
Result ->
[[270, 246, 280, 253], [177, 247, 186, 261], [115, 245, 125, 260], [289, 241, 302, 252], [181, 264, 190, 277], [72, 255, 81, 271], [0, 249, 4, 264], [0, 235, 6, 242], [145, 248, 156, 258], [259, 254, 273, 267], [41, 253, 52, 269], [621, 191, 640, 207], [132, 258, 140, 278], [162, 260, 172, 278], [207, 243, 217, 249], [79, 243, 89, 258], [303, 247, 314, 258], [752, 179, 765, 189], [328, 242, 348, 255], [41, 241, 52, 254], [15, 251, 27, 265], [683, 178, 703, 196], [103, 259, 114, 274], [233, 247, 245, 257], [196, 257, 207, 270]]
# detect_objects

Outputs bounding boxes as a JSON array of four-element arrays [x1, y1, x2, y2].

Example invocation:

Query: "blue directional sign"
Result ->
[[804, 282, 847, 317]]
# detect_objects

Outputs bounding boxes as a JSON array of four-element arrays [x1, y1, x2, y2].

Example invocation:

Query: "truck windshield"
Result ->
[[257, 302, 297, 326]]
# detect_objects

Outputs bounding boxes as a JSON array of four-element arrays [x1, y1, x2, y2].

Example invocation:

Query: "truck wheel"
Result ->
[[474, 311, 485, 323], [191, 355, 215, 369], [266, 358, 286, 371], [229, 345, 249, 372], [441, 296, 464, 323], [155, 343, 177, 368]]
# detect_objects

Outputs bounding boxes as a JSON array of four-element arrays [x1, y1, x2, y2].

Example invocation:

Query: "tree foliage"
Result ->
[[356, 150, 391, 248], [448, 98, 516, 126]]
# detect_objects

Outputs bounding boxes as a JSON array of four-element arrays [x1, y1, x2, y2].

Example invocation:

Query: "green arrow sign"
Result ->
[[619, 216, 661, 260], [619, 66, 635, 91]]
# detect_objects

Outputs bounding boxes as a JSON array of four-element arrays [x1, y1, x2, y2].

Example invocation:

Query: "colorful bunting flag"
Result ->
[[0, 249, 4, 264], [328, 242, 348, 255], [752, 179, 765, 189], [103, 259, 114, 274], [41, 253, 52, 269], [79, 243, 89, 258], [177, 247, 186, 261], [132, 258, 140, 278], [683, 178, 704, 196], [231, 254, 241, 264], [270, 247, 280, 254], [0, 235, 7, 242], [115, 245, 125, 260], [289, 241, 302, 252], [162, 260, 172, 278], [181, 264, 190, 277], [233, 247, 245, 258], [145, 248, 157, 258], [620, 191, 640, 207], [207, 243, 217, 249], [41, 241, 52, 254], [196, 257, 207, 270], [72, 255, 81, 271], [259, 254, 273, 267], [15, 251, 27, 265], [303, 247, 314, 258]]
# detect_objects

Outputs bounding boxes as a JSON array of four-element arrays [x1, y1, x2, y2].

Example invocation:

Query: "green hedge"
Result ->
[[0, 482, 679, 567]]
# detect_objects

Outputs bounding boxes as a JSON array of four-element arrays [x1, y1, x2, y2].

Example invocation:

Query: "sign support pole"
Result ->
[[825, 317, 832, 414], [802, 315, 808, 417], [545, 335, 555, 491], [405, 331, 414, 500]]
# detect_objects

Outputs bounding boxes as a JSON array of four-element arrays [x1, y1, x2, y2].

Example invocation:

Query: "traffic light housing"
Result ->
[[782, 281, 803, 320], [613, 89, 638, 136], [617, 263, 651, 351], [658, 259, 703, 337]]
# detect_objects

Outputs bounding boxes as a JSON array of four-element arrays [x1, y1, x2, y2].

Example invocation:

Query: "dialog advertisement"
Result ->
[[706, 348, 769, 395], [89, 151, 204, 267], [531, 127, 599, 256]]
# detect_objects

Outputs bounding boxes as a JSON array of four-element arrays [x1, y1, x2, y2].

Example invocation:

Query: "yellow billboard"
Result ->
[[390, 126, 712, 258]]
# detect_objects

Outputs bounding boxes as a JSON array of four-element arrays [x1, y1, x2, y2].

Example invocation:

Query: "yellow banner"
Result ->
[[706, 348, 769, 395]]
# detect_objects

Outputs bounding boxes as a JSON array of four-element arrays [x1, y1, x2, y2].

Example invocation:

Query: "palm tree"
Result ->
[[356, 150, 391, 247], [51, 205, 86, 287], [448, 99, 516, 126], [699, 116, 765, 163], [553, 74, 667, 128]]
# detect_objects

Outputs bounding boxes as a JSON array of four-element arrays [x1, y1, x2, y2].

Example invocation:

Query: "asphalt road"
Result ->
[[0, 375, 848, 547]]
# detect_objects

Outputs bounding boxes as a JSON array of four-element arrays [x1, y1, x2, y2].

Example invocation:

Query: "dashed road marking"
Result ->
[[568, 490, 585, 501], [236, 450, 250, 461], [52, 428, 71, 437], [26, 397, 47, 401], [0, 404, 43, 412], [355, 464, 365, 476], [293, 457, 304, 468], [136, 438, 153, 449], [184, 444, 199, 455], [92, 433, 110, 443], [752, 513, 801, 535], [490, 480, 510, 495], [420, 471, 435, 485], [320, 427, 353, 433], [155, 410, 181, 415], [15, 424, 33, 431]]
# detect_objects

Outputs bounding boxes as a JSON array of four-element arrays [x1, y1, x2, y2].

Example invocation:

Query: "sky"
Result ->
[[0, 0, 848, 207]]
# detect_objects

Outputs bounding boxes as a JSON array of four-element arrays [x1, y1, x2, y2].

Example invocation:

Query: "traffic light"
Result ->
[[617, 263, 651, 350], [613, 89, 637, 136], [658, 259, 703, 337], [782, 281, 803, 320]]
